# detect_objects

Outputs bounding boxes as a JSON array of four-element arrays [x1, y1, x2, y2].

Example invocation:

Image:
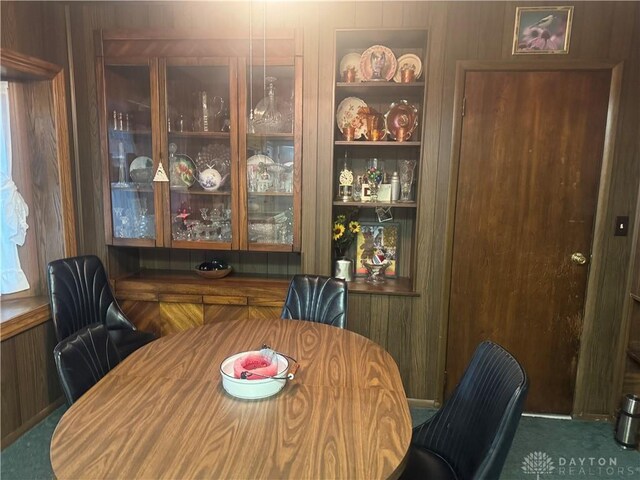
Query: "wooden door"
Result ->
[[447, 70, 611, 413]]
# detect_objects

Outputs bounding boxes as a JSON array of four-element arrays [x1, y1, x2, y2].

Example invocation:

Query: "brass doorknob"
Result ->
[[571, 252, 587, 265]]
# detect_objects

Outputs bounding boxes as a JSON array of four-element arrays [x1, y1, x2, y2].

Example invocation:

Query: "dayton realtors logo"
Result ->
[[522, 452, 640, 477], [522, 452, 555, 479]]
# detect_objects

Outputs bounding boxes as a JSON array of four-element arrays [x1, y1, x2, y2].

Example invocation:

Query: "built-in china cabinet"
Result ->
[[95, 29, 302, 331], [96, 29, 302, 253]]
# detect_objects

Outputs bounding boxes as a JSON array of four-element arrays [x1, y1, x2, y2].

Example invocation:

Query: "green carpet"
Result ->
[[1, 407, 638, 479]]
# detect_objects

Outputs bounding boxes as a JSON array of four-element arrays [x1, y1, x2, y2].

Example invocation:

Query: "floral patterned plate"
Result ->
[[170, 154, 196, 188], [336, 96, 368, 139]]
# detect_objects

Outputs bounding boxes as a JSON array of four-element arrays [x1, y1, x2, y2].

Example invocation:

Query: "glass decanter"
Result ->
[[254, 76, 283, 133]]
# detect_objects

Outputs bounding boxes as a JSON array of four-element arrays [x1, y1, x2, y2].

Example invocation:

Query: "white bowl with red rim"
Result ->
[[219, 350, 293, 400]]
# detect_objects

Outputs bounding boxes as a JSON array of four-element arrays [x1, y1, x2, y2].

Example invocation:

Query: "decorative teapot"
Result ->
[[198, 165, 229, 191]]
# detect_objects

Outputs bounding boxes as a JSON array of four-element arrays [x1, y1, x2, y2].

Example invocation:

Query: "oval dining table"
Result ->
[[50, 317, 412, 480]]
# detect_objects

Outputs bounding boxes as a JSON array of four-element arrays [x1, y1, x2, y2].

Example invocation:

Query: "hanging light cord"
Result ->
[[249, 0, 253, 120], [263, 0, 267, 97]]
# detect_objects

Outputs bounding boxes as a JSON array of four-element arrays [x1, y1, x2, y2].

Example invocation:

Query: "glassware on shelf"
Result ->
[[352, 175, 363, 202], [253, 76, 284, 133], [368, 182, 380, 203], [194, 91, 209, 132], [399, 159, 417, 202], [200, 208, 211, 240]]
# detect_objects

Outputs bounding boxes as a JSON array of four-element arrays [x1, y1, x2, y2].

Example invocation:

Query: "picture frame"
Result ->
[[354, 222, 399, 277], [512, 6, 573, 55]]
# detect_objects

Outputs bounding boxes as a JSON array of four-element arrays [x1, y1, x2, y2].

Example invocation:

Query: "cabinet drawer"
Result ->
[[203, 295, 247, 306], [158, 294, 202, 304], [249, 297, 285, 308], [204, 304, 249, 323]]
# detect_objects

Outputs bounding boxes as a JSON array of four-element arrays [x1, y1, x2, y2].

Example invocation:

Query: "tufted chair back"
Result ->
[[280, 275, 348, 328], [54, 323, 121, 405], [47, 255, 156, 360], [406, 341, 528, 480], [47, 255, 134, 341]]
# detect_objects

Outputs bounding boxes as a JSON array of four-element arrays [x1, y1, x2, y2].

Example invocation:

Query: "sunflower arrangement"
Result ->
[[333, 213, 360, 259]]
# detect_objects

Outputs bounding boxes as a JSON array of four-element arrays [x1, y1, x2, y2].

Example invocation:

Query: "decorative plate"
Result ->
[[129, 156, 154, 183], [339, 52, 362, 82], [247, 154, 274, 166], [360, 45, 397, 82], [170, 154, 196, 188], [384, 100, 419, 141], [392, 54, 423, 83], [336, 96, 368, 139]]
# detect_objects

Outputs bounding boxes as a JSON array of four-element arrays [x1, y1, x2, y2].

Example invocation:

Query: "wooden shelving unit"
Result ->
[[331, 28, 428, 294]]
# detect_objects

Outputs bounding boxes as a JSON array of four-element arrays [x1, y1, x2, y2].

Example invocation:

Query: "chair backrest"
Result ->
[[54, 323, 121, 405], [47, 255, 119, 341], [413, 341, 528, 480], [280, 275, 348, 328]]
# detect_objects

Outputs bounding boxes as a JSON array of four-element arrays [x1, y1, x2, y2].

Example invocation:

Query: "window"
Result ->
[[0, 81, 30, 295]]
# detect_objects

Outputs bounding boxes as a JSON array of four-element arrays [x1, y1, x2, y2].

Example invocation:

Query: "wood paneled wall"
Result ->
[[2, 1, 638, 417], [1, 321, 63, 448]]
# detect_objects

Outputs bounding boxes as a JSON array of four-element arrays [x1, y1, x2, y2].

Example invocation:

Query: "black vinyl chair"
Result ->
[[401, 341, 529, 480], [54, 323, 121, 405], [280, 275, 348, 328], [47, 255, 156, 360]]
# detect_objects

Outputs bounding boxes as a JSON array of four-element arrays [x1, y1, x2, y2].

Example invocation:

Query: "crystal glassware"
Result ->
[[254, 76, 283, 133], [399, 159, 416, 202], [368, 181, 380, 203]]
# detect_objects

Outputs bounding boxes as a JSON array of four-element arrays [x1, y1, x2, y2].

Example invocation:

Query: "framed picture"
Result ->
[[512, 6, 573, 55], [355, 222, 399, 277]]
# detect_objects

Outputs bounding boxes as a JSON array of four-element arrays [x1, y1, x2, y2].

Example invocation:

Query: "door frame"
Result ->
[[439, 60, 624, 417]]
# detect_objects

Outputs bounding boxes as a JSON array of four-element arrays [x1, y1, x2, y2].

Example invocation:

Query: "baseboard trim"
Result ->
[[571, 412, 613, 422], [407, 398, 439, 409], [1, 397, 65, 450], [523, 413, 572, 420]]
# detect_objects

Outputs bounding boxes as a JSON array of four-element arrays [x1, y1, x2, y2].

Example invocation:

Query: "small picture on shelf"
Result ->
[[355, 222, 399, 277]]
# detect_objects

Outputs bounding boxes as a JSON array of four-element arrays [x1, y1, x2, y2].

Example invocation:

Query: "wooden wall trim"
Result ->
[[0, 47, 61, 80], [574, 62, 625, 416], [52, 70, 78, 256], [0, 299, 50, 341]]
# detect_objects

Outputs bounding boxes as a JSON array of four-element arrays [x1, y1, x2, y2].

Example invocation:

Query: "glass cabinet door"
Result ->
[[104, 64, 157, 244], [245, 64, 298, 250], [165, 60, 236, 249]]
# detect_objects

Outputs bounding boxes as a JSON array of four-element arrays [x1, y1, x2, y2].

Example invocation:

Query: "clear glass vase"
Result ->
[[369, 182, 380, 203]]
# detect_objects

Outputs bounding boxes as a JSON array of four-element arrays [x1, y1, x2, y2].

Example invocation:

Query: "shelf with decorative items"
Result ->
[[96, 30, 302, 258], [239, 58, 302, 252], [331, 28, 428, 293]]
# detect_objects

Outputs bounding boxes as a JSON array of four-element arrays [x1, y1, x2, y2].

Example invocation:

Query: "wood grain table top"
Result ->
[[50, 318, 412, 479]]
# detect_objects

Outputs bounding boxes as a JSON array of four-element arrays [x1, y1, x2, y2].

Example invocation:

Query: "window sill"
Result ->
[[0, 296, 51, 341]]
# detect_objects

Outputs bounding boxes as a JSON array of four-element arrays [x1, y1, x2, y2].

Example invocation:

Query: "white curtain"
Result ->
[[0, 81, 30, 294]]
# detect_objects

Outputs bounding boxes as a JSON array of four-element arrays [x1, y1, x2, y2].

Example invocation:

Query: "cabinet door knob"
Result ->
[[571, 252, 587, 265]]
